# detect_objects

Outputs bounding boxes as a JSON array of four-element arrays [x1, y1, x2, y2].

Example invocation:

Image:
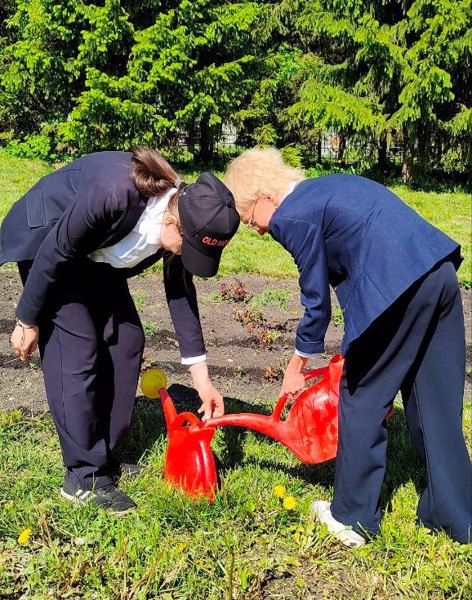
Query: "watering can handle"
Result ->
[[272, 366, 329, 421], [173, 411, 202, 428], [159, 388, 204, 432]]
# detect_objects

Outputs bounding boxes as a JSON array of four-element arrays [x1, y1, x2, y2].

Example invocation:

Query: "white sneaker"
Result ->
[[312, 500, 365, 548]]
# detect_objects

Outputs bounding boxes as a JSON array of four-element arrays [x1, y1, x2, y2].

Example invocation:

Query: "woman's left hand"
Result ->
[[189, 361, 225, 420]]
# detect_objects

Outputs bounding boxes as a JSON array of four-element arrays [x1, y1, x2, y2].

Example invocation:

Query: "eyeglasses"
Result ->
[[246, 201, 258, 230]]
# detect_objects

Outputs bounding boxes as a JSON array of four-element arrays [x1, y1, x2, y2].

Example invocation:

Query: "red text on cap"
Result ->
[[202, 236, 230, 247]]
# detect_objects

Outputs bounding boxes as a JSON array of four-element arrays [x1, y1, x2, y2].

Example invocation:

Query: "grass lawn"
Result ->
[[0, 150, 52, 217], [1, 404, 471, 599], [1, 154, 471, 598]]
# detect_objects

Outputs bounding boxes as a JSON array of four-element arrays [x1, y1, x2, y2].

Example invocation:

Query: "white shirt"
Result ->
[[88, 187, 206, 365], [88, 188, 173, 268]]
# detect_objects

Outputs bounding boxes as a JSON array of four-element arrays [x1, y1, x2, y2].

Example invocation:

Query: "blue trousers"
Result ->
[[19, 260, 144, 489], [331, 261, 472, 544]]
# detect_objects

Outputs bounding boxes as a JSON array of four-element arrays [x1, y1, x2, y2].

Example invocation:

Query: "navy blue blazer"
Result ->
[[269, 175, 462, 355], [0, 151, 205, 358]]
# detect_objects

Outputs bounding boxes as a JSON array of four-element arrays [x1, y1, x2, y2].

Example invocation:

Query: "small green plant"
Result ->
[[256, 329, 281, 348], [251, 288, 289, 310], [264, 365, 283, 382], [232, 307, 265, 327], [200, 292, 222, 303], [133, 289, 147, 309], [233, 307, 284, 349], [142, 321, 157, 337], [332, 306, 344, 327], [234, 365, 245, 379]]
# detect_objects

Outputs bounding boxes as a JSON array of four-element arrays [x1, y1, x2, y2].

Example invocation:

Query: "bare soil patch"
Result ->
[[0, 267, 470, 414]]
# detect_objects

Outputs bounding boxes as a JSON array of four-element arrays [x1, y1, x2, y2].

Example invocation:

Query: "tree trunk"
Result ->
[[187, 122, 196, 155], [377, 134, 388, 173], [401, 129, 412, 183], [317, 135, 322, 164], [337, 132, 346, 167], [198, 115, 212, 163]]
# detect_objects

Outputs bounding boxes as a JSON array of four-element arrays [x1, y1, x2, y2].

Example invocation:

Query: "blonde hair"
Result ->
[[224, 148, 305, 214]]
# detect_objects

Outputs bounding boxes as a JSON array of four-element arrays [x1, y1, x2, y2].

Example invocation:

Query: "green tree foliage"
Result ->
[[0, 0, 86, 146], [59, 0, 261, 161], [254, 0, 471, 178], [0, 0, 470, 176], [390, 0, 472, 177]]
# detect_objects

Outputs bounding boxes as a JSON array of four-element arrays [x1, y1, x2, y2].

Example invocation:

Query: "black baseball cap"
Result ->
[[179, 172, 240, 277]]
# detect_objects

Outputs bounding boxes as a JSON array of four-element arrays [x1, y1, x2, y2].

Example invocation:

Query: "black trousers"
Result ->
[[331, 261, 471, 544], [19, 260, 145, 489]]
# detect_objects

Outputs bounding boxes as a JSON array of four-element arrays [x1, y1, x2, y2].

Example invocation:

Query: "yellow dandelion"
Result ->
[[177, 543, 186, 553], [273, 485, 286, 498], [283, 496, 297, 510], [17, 528, 32, 545]]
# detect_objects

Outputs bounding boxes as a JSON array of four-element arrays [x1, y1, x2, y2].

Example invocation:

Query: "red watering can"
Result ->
[[142, 355, 345, 500], [206, 353, 343, 463]]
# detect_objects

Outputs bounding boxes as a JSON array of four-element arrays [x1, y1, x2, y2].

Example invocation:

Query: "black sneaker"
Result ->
[[60, 478, 137, 515]]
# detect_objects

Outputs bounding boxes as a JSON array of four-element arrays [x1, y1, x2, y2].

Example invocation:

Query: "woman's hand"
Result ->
[[189, 361, 225, 420], [10, 320, 39, 362], [280, 353, 308, 400]]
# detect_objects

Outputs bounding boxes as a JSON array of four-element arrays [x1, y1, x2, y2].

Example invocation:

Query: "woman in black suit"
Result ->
[[1, 147, 239, 514]]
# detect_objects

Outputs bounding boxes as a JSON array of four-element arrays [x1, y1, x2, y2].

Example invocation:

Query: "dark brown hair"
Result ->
[[131, 147, 185, 199]]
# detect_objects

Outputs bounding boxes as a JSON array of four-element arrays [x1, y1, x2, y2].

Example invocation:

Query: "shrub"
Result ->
[[5, 134, 52, 161]]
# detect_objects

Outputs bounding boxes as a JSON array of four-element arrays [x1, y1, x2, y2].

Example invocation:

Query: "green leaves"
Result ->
[[257, 0, 471, 177]]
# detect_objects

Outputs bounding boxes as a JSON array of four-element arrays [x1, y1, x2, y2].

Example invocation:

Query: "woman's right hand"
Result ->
[[10, 322, 39, 362], [189, 361, 225, 421], [280, 352, 309, 400]]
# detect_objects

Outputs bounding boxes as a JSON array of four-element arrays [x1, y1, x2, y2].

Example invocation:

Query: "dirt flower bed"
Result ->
[[0, 267, 470, 414]]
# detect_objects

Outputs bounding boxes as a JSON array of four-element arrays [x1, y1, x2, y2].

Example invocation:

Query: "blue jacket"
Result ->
[[0, 151, 205, 359], [269, 175, 461, 355]]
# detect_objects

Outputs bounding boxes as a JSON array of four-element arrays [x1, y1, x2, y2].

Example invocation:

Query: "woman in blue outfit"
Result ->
[[224, 148, 471, 546], [0, 148, 239, 514]]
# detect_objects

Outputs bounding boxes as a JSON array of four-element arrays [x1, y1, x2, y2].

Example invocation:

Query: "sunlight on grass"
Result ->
[[390, 185, 471, 287], [0, 155, 469, 284], [0, 151, 52, 219]]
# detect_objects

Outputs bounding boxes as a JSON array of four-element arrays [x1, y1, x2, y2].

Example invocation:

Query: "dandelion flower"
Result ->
[[17, 528, 32, 545], [273, 485, 286, 498], [283, 496, 297, 510], [177, 543, 186, 553]]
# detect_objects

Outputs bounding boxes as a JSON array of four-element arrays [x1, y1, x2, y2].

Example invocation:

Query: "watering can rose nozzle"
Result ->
[[140, 369, 168, 399]]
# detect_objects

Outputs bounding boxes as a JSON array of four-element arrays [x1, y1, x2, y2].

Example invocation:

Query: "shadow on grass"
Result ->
[[120, 383, 426, 512]]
